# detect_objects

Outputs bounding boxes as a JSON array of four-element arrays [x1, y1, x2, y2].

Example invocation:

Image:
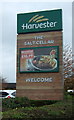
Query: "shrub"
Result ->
[[2, 97, 58, 111], [2, 97, 30, 111], [30, 100, 57, 107], [2, 94, 74, 119]]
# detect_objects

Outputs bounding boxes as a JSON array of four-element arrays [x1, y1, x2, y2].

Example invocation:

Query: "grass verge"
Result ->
[[1, 93, 74, 120]]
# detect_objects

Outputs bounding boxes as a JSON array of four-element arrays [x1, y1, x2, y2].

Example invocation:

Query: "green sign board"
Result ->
[[17, 9, 62, 34]]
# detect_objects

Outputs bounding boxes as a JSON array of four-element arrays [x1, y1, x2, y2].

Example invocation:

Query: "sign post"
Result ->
[[16, 9, 63, 100]]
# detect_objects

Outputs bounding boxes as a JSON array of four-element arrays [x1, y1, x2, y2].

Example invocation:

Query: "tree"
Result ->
[[0, 76, 7, 83], [0, 75, 8, 89], [63, 44, 74, 91], [63, 45, 72, 79]]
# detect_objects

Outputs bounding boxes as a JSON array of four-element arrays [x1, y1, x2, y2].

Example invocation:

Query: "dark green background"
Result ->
[[17, 9, 62, 34]]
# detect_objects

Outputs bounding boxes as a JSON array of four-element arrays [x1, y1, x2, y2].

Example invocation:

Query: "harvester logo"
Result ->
[[28, 15, 49, 23], [22, 14, 57, 30]]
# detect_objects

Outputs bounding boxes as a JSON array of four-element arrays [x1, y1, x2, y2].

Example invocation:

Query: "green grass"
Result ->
[[1, 93, 74, 120]]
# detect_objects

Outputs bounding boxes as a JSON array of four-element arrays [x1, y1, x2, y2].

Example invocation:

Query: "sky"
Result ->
[[0, 0, 73, 83]]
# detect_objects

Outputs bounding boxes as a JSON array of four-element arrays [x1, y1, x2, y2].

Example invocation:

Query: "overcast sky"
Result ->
[[1, 1, 73, 83]]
